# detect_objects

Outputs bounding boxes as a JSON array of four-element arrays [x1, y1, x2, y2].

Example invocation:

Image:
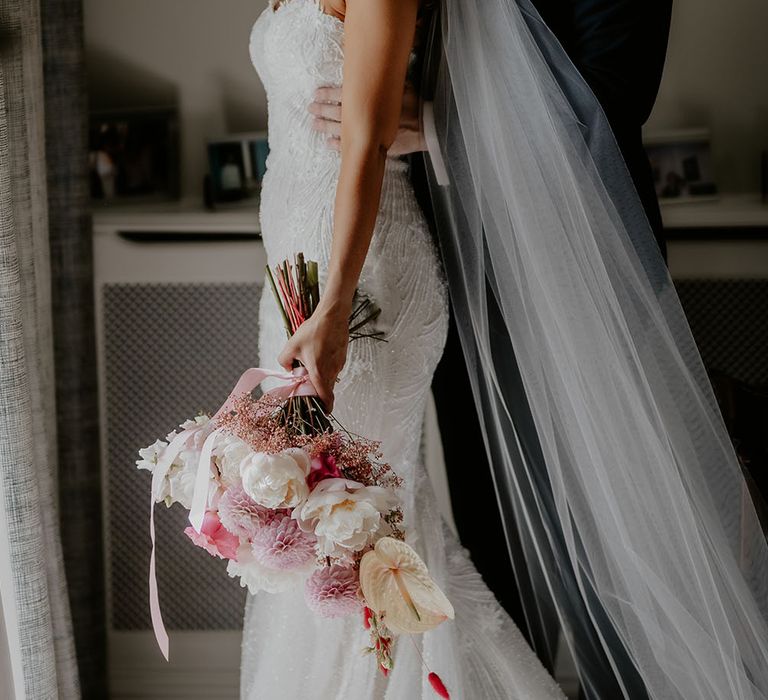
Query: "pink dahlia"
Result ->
[[184, 510, 240, 561], [304, 564, 361, 618], [218, 484, 272, 539], [251, 512, 317, 571], [307, 452, 343, 489]]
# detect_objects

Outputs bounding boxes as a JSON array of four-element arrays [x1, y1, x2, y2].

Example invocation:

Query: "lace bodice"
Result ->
[[250, 0, 408, 179], [250, 1, 343, 169]]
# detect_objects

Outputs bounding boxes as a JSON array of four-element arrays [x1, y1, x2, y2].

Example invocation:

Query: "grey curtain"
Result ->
[[41, 0, 106, 696], [0, 0, 95, 697]]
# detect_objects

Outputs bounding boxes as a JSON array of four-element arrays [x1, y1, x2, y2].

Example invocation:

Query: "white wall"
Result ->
[[84, 0, 267, 202], [647, 0, 768, 193], [84, 0, 768, 200]]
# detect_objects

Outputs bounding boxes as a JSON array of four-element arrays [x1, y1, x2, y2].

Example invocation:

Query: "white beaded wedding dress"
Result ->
[[241, 2, 566, 698]]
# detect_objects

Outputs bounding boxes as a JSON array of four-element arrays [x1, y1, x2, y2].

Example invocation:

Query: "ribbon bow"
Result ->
[[148, 367, 317, 660]]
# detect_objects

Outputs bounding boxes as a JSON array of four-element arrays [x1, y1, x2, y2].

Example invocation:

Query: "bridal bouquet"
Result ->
[[138, 254, 453, 697]]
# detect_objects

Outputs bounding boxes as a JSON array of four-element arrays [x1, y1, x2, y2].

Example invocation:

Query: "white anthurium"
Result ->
[[359, 537, 454, 635]]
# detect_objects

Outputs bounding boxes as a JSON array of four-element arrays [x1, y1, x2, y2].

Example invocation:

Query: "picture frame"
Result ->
[[206, 131, 269, 206], [644, 128, 719, 204], [88, 106, 180, 204]]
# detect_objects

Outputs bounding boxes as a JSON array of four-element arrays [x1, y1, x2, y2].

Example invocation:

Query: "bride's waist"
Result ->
[[263, 148, 409, 183]]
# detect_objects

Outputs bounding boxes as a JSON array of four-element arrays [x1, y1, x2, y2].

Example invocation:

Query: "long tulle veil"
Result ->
[[422, 1, 768, 698]]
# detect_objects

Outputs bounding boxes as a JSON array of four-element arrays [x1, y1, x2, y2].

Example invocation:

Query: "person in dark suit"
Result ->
[[533, 0, 671, 257], [308, 2, 672, 696]]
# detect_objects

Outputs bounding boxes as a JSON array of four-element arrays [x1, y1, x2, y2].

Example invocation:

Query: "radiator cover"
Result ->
[[104, 282, 261, 630]]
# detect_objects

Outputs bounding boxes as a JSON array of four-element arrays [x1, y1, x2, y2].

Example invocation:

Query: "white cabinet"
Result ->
[[93, 203, 264, 699]]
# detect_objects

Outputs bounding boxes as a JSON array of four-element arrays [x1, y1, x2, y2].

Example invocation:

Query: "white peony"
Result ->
[[293, 478, 398, 558], [215, 434, 253, 487], [163, 447, 216, 509], [166, 450, 219, 510], [240, 448, 311, 509]]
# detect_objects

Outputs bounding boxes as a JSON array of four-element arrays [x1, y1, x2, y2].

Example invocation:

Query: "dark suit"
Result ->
[[533, 0, 671, 257], [417, 1, 672, 698]]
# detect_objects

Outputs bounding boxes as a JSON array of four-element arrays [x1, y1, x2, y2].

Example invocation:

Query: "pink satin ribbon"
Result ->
[[148, 367, 317, 660]]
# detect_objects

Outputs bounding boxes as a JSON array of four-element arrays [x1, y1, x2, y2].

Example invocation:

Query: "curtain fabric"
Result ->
[[0, 0, 81, 696], [40, 0, 106, 695]]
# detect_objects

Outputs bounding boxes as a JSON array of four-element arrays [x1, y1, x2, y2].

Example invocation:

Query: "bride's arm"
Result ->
[[278, 0, 420, 410]]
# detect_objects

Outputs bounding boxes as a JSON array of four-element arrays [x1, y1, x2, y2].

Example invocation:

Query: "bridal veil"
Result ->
[[422, 1, 768, 698]]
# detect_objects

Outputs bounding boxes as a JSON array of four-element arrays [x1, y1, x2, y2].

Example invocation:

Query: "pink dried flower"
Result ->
[[304, 564, 361, 618], [307, 452, 343, 488], [184, 510, 240, 561], [251, 512, 317, 571], [218, 485, 272, 539]]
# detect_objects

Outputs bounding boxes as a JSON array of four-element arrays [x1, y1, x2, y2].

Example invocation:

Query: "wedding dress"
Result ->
[[240, 1, 566, 698]]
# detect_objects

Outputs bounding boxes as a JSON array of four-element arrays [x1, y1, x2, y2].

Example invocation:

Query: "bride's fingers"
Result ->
[[313, 86, 342, 105], [308, 101, 341, 122], [311, 116, 341, 139], [277, 342, 297, 371], [305, 363, 334, 412]]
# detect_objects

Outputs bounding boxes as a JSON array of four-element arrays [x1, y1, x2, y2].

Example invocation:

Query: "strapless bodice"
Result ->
[[250, 1, 344, 170], [249, 0, 408, 178]]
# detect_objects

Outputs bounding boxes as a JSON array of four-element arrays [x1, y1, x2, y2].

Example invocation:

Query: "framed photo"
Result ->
[[89, 107, 180, 204], [207, 131, 269, 205], [644, 128, 719, 203]]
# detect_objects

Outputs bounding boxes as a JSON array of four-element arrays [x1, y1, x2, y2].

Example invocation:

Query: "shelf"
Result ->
[[662, 194, 768, 231], [90, 194, 768, 238], [91, 198, 261, 234]]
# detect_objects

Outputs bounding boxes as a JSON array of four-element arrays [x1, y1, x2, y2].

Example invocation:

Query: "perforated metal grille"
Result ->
[[104, 282, 261, 630], [676, 279, 768, 386]]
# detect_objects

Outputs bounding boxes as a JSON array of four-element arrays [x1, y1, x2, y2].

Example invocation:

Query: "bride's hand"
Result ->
[[277, 302, 350, 412], [310, 82, 425, 156]]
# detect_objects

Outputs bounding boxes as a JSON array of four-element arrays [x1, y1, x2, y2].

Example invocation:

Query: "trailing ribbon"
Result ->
[[421, 100, 450, 187], [148, 366, 317, 660]]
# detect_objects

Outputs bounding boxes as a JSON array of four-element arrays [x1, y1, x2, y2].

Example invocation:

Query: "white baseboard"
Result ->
[[109, 630, 241, 699]]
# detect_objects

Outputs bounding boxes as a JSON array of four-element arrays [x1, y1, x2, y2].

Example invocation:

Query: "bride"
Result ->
[[244, 0, 768, 698], [243, 0, 565, 697]]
